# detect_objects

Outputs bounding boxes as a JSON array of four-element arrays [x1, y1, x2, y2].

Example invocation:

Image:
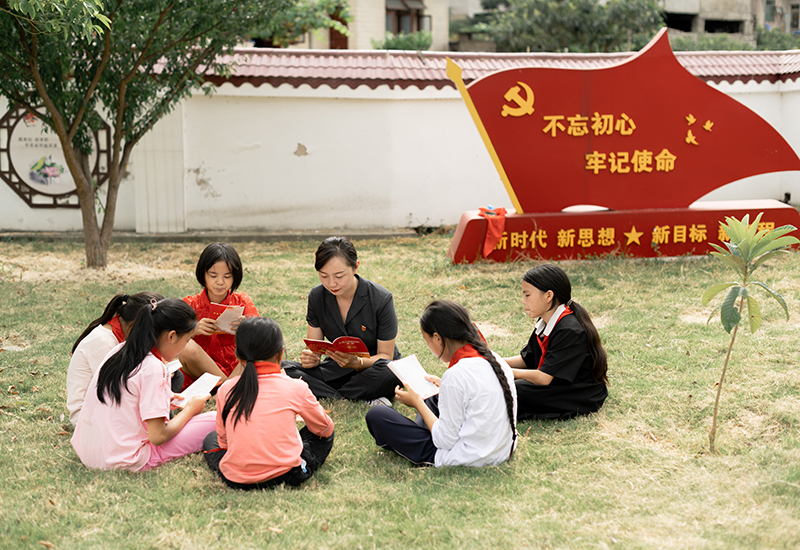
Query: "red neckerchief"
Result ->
[[254, 361, 282, 375], [535, 307, 572, 369], [107, 316, 126, 343], [473, 323, 488, 345], [200, 287, 232, 307], [150, 347, 164, 362], [448, 343, 482, 369]]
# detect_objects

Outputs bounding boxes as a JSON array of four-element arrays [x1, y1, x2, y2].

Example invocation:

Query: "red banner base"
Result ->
[[448, 200, 800, 263]]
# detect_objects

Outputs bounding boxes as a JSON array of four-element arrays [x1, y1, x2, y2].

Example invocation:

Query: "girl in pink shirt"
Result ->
[[67, 291, 165, 426], [71, 298, 217, 471], [203, 317, 335, 490]]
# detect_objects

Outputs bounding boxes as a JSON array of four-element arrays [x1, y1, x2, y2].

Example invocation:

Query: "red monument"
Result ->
[[447, 28, 800, 262]]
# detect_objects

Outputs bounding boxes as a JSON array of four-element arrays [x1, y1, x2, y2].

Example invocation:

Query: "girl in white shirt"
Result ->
[[67, 292, 164, 426], [365, 300, 517, 467]]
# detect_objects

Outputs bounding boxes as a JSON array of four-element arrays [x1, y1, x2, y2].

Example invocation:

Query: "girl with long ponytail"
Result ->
[[365, 300, 517, 467], [203, 317, 334, 490], [71, 298, 216, 471], [67, 292, 172, 426], [504, 264, 608, 420]]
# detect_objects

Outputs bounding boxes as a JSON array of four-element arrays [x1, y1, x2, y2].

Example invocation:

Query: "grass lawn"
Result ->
[[1, 234, 799, 550]]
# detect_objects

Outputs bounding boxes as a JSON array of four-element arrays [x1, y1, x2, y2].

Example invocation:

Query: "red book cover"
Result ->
[[303, 336, 370, 358]]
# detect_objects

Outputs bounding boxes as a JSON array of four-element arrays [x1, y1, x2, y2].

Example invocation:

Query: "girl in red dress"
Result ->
[[179, 243, 259, 390]]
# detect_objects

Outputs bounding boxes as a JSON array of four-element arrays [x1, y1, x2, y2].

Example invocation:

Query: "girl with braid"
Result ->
[[365, 300, 517, 467], [203, 317, 334, 490], [504, 264, 608, 421]]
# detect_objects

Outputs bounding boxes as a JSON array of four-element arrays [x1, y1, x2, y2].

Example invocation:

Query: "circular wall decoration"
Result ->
[[0, 104, 110, 208]]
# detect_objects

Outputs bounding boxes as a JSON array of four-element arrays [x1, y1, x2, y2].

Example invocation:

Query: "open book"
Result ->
[[387, 355, 439, 399], [208, 303, 245, 335], [303, 336, 370, 358], [171, 372, 220, 408]]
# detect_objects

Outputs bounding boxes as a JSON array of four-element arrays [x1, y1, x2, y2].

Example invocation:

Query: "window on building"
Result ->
[[766, 0, 776, 22], [704, 19, 743, 33], [665, 12, 695, 32], [386, 0, 428, 35], [792, 4, 799, 30], [329, 9, 348, 49]]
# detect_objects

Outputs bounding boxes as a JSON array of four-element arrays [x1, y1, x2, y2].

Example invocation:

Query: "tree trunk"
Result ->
[[73, 149, 107, 268]]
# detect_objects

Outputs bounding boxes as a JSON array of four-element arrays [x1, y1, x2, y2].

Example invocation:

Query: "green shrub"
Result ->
[[372, 30, 432, 50], [670, 32, 754, 51]]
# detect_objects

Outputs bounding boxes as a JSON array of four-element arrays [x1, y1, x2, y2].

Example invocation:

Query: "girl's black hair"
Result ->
[[195, 242, 243, 292], [96, 299, 197, 406], [72, 292, 165, 353], [523, 264, 608, 384], [222, 317, 285, 428], [314, 236, 358, 271], [420, 300, 516, 461]]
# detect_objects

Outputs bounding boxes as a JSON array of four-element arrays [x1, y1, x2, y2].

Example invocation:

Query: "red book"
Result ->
[[303, 336, 370, 358]]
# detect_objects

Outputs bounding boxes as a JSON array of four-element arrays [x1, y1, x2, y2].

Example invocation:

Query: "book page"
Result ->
[[171, 372, 220, 408], [165, 360, 183, 375], [387, 355, 439, 400], [215, 305, 245, 334]]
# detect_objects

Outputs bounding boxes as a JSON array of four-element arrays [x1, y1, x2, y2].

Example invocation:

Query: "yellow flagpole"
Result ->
[[446, 57, 523, 214]]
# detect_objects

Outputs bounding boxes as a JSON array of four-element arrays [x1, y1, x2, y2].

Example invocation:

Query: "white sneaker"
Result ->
[[366, 397, 392, 407]]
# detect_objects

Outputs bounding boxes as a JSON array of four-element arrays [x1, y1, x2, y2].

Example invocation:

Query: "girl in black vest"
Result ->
[[504, 264, 608, 420]]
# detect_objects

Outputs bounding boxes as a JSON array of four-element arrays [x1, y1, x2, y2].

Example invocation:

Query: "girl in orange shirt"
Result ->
[[203, 317, 334, 490]]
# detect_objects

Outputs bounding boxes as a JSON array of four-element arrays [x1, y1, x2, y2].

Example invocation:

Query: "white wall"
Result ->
[[2, 75, 799, 233], [181, 83, 508, 230]]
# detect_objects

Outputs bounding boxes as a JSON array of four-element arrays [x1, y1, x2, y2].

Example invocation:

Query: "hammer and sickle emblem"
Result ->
[[501, 82, 535, 117]]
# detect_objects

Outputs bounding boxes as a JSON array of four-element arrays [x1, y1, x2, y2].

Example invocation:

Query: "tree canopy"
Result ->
[[479, 0, 665, 53], [251, 0, 350, 48], [0, 0, 293, 267]]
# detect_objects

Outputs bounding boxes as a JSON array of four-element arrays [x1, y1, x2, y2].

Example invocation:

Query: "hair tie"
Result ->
[[566, 299, 574, 308], [150, 298, 158, 312], [121, 294, 129, 304]]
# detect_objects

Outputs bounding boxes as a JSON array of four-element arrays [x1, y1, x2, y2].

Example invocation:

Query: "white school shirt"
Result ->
[[66, 325, 120, 426], [432, 353, 517, 467]]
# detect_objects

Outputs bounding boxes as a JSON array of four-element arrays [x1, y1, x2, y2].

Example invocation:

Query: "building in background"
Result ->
[[289, 0, 449, 51]]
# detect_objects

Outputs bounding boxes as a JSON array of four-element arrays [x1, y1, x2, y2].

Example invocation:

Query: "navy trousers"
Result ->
[[364, 396, 439, 465], [282, 358, 400, 401], [203, 427, 334, 490]]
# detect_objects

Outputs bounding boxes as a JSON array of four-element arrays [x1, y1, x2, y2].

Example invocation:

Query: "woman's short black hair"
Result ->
[[314, 236, 358, 271], [195, 243, 243, 292]]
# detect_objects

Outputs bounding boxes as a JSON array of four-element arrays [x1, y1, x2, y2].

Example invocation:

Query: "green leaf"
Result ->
[[746, 212, 763, 240], [710, 251, 744, 275], [751, 281, 790, 320], [706, 303, 722, 324], [708, 242, 728, 254], [751, 249, 785, 272], [701, 282, 736, 305], [723, 216, 747, 242], [754, 235, 800, 256], [720, 286, 743, 333], [736, 212, 762, 260], [746, 294, 762, 333]]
